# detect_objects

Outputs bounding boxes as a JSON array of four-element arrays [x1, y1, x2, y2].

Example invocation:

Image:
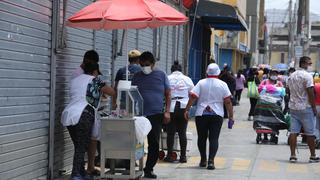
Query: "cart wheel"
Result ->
[[256, 134, 261, 144], [171, 151, 178, 161], [271, 135, 278, 144], [159, 150, 165, 160]]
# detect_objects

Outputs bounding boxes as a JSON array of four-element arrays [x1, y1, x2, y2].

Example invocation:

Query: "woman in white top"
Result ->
[[61, 62, 115, 180], [164, 61, 194, 163], [184, 63, 234, 170]]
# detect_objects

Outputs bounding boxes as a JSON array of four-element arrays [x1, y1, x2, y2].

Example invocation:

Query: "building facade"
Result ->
[[269, 22, 320, 71]]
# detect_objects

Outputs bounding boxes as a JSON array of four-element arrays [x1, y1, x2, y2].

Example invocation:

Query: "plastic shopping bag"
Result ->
[[134, 116, 152, 144], [247, 81, 259, 99], [91, 116, 101, 140]]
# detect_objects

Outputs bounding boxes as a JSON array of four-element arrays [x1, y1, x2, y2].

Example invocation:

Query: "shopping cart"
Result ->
[[159, 131, 192, 161]]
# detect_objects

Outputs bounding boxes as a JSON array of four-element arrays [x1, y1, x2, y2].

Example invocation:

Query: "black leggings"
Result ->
[[195, 115, 223, 161], [67, 106, 94, 176], [235, 89, 243, 102], [249, 98, 258, 116], [166, 103, 188, 157]]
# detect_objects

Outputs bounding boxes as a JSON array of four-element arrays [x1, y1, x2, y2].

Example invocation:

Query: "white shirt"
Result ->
[[191, 77, 231, 117], [288, 69, 314, 110], [61, 74, 94, 126], [168, 71, 194, 112]]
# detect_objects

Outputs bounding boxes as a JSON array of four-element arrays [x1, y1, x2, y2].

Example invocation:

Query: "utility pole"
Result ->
[[288, 0, 293, 64], [297, 0, 310, 56], [304, 0, 310, 56]]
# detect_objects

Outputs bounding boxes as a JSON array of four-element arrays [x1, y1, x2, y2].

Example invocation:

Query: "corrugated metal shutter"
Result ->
[[53, 0, 95, 178], [0, 0, 52, 179]]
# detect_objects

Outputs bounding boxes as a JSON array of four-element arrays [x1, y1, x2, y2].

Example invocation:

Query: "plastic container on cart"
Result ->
[[100, 83, 145, 179]]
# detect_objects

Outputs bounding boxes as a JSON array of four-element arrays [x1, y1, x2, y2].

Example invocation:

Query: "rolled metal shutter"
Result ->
[[0, 0, 52, 179]]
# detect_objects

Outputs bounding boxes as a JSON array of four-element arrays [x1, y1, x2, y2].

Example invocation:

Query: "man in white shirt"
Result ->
[[184, 63, 234, 170], [287, 56, 319, 163], [164, 61, 194, 163]]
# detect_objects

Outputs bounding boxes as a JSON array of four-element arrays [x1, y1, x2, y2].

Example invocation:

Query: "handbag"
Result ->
[[247, 81, 259, 99]]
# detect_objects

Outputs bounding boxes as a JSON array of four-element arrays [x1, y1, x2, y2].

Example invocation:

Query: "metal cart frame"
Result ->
[[100, 117, 144, 179]]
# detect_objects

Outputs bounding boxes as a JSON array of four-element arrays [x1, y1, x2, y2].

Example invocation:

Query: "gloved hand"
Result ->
[[228, 119, 234, 129]]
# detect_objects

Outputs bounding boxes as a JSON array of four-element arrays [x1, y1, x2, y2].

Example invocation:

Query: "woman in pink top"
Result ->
[[257, 69, 283, 141], [235, 70, 246, 105], [258, 69, 283, 93]]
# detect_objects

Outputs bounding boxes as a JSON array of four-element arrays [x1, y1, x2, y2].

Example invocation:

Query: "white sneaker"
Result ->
[[309, 156, 320, 163], [248, 116, 253, 121]]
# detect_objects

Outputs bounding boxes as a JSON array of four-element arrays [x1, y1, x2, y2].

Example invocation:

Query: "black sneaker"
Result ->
[[309, 156, 320, 163], [289, 156, 297, 163], [163, 156, 174, 162], [144, 171, 157, 179], [207, 161, 215, 170], [199, 159, 207, 167], [179, 156, 187, 163]]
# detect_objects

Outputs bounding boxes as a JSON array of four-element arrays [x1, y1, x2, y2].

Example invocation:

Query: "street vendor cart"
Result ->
[[100, 82, 146, 179]]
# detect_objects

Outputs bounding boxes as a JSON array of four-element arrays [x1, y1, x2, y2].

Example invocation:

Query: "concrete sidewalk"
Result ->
[[151, 90, 320, 180], [63, 90, 320, 180]]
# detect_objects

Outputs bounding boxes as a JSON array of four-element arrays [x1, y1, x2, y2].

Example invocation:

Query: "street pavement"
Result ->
[[150, 90, 320, 180], [63, 90, 320, 180]]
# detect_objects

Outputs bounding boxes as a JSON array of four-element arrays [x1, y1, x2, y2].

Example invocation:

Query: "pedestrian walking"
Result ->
[[283, 68, 295, 115], [132, 51, 171, 179], [258, 69, 284, 141], [235, 70, 246, 105], [184, 63, 234, 170], [61, 62, 115, 180], [164, 61, 194, 163], [287, 56, 320, 163], [247, 66, 260, 121], [219, 65, 236, 118]]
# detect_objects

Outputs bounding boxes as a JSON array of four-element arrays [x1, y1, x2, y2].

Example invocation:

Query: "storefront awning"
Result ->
[[195, 0, 248, 31]]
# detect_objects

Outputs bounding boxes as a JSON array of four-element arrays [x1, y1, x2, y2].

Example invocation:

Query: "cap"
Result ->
[[206, 63, 221, 76], [128, 49, 141, 58]]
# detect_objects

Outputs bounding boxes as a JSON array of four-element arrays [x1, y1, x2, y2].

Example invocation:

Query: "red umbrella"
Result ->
[[67, 0, 188, 30], [66, 0, 188, 81]]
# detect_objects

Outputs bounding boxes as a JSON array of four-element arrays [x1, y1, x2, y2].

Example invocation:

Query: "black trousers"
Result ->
[[67, 106, 94, 176], [166, 102, 188, 157], [195, 115, 223, 161], [249, 98, 258, 116], [235, 89, 243, 102], [144, 113, 163, 173]]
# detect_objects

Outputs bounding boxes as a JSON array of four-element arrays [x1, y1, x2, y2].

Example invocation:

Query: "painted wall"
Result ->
[[219, 49, 233, 69]]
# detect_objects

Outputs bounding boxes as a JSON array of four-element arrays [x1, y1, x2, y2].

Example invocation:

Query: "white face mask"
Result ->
[[142, 66, 152, 75], [270, 76, 278, 81], [307, 66, 313, 72]]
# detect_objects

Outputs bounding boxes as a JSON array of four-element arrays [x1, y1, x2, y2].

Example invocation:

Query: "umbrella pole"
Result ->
[[125, 29, 129, 81]]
